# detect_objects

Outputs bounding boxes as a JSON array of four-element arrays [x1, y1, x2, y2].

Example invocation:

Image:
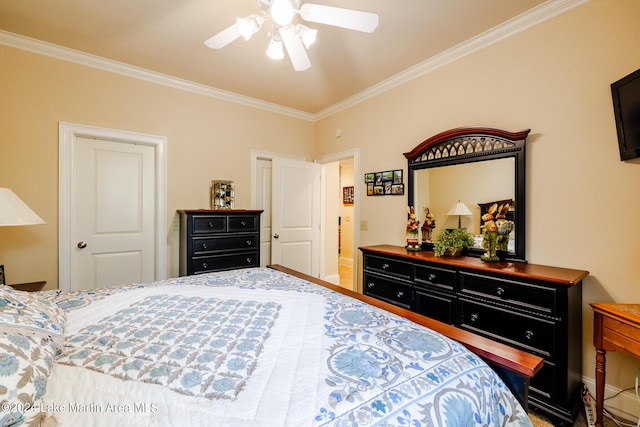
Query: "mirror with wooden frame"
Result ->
[[404, 127, 529, 262]]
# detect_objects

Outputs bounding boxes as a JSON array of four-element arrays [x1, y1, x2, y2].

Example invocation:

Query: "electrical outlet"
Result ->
[[360, 220, 368, 231]]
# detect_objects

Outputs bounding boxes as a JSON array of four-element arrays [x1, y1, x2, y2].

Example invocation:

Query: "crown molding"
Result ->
[[0, 29, 315, 122], [314, 0, 590, 120], [0, 0, 587, 123]]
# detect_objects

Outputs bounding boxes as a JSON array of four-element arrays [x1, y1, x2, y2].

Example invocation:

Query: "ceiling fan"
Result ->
[[204, 0, 379, 71]]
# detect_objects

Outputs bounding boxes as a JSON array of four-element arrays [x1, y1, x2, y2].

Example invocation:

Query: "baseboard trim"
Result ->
[[582, 376, 640, 421]]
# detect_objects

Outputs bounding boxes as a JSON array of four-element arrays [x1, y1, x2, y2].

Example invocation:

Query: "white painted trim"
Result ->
[[1, 0, 587, 121], [582, 375, 640, 421], [0, 31, 314, 122], [58, 122, 167, 291], [315, 148, 360, 292], [314, 0, 590, 119]]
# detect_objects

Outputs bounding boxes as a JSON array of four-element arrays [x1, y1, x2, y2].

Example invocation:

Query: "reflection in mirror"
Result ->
[[405, 127, 529, 262], [414, 158, 515, 250]]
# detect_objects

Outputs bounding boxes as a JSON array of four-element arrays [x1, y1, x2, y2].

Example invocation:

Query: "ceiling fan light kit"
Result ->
[[204, 0, 379, 71]]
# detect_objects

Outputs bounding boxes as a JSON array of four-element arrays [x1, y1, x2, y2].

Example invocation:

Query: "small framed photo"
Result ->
[[373, 185, 384, 195], [0, 265, 5, 286], [393, 169, 403, 184], [384, 182, 392, 194], [381, 171, 394, 182], [375, 172, 382, 185], [367, 183, 374, 196], [342, 186, 354, 204], [391, 183, 404, 195], [364, 173, 375, 183]]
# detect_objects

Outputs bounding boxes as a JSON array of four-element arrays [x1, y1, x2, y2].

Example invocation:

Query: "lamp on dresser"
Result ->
[[0, 188, 46, 291], [447, 200, 472, 229]]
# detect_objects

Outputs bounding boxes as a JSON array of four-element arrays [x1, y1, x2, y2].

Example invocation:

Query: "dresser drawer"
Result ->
[[193, 235, 258, 254], [459, 272, 557, 316], [364, 255, 412, 280], [192, 216, 227, 234], [363, 273, 412, 309], [191, 252, 259, 274], [460, 299, 556, 358], [414, 264, 457, 292], [414, 288, 456, 325], [228, 216, 259, 232]]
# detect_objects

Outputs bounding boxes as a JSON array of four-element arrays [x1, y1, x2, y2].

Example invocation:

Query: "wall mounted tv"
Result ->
[[611, 67, 640, 161]]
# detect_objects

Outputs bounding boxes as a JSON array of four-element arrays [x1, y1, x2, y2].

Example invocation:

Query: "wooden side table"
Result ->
[[591, 303, 640, 427], [8, 281, 46, 292]]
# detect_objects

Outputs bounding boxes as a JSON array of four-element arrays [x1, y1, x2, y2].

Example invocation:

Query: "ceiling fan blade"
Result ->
[[279, 26, 311, 71], [299, 3, 379, 33], [204, 23, 242, 49]]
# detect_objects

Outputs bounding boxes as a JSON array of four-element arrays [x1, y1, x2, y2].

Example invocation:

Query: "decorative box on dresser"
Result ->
[[178, 210, 262, 276], [360, 245, 589, 425]]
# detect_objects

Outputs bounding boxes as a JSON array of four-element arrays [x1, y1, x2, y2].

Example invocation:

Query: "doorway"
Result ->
[[59, 122, 167, 291], [252, 149, 359, 291], [316, 150, 359, 291]]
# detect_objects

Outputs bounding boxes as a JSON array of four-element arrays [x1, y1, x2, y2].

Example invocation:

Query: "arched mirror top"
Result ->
[[405, 127, 530, 262]]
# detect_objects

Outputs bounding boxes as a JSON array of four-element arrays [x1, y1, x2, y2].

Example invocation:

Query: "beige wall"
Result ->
[[314, 0, 640, 417], [0, 45, 315, 286]]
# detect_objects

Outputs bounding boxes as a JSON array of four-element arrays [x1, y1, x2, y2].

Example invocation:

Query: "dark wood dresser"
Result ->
[[360, 244, 588, 425], [178, 209, 262, 276]]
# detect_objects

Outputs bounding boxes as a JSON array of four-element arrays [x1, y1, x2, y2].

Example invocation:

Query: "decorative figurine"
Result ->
[[421, 207, 436, 242], [481, 203, 500, 261], [405, 206, 421, 251], [495, 203, 514, 252]]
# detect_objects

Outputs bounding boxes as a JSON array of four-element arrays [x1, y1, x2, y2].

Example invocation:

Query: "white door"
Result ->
[[256, 158, 272, 266], [271, 157, 322, 277], [71, 137, 157, 290]]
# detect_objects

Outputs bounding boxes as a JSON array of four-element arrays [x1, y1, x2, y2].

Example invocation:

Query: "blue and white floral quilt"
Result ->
[[39, 268, 533, 427]]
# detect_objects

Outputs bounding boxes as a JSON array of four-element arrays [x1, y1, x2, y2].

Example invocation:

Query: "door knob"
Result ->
[[77, 241, 87, 249], [273, 234, 279, 239]]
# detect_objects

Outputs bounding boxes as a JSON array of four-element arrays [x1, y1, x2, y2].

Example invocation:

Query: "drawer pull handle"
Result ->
[[202, 262, 208, 269], [241, 220, 247, 226], [470, 313, 479, 322], [202, 243, 208, 249], [397, 291, 404, 298], [428, 273, 437, 281], [525, 330, 535, 340], [496, 287, 505, 296], [207, 221, 215, 228], [246, 240, 252, 246], [367, 282, 375, 288], [246, 257, 252, 263], [382, 263, 390, 270]]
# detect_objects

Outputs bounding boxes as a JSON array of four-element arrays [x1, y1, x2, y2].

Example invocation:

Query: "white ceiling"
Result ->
[[0, 0, 579, 117]]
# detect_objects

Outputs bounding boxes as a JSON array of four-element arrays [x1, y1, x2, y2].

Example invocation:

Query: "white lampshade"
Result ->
[[0, 188, 45, 226], [447, 201, 472, 216]]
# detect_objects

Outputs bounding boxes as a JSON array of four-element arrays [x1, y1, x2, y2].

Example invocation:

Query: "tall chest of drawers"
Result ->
[[179, 210, 262, 276], [360, 245, 588, 425]]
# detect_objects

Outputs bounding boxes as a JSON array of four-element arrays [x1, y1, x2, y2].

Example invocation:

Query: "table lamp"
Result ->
[[447, 200, 472, 228], [0, 188, 45, 226]]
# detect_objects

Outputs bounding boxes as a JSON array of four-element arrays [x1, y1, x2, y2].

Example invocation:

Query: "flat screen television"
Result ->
[[611, 67, 640, 161]]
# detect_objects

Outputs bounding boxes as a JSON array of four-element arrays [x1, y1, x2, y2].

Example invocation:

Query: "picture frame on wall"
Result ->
[[367, 183, 374, 195], [0, 265, 5, 286], [365, 168, 404, 196], [342, 186, 354, 204], [393, 169, 403, 184], [391, 184, 404, 195]]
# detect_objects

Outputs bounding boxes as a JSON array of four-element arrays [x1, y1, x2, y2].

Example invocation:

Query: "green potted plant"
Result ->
[[432, 228, 475, 257]]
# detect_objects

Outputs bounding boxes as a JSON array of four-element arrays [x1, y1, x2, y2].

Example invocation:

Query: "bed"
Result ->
[[1, 266, 541, 426]]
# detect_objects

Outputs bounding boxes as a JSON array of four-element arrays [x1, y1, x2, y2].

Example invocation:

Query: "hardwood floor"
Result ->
[[338, 263, 353, 290]]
